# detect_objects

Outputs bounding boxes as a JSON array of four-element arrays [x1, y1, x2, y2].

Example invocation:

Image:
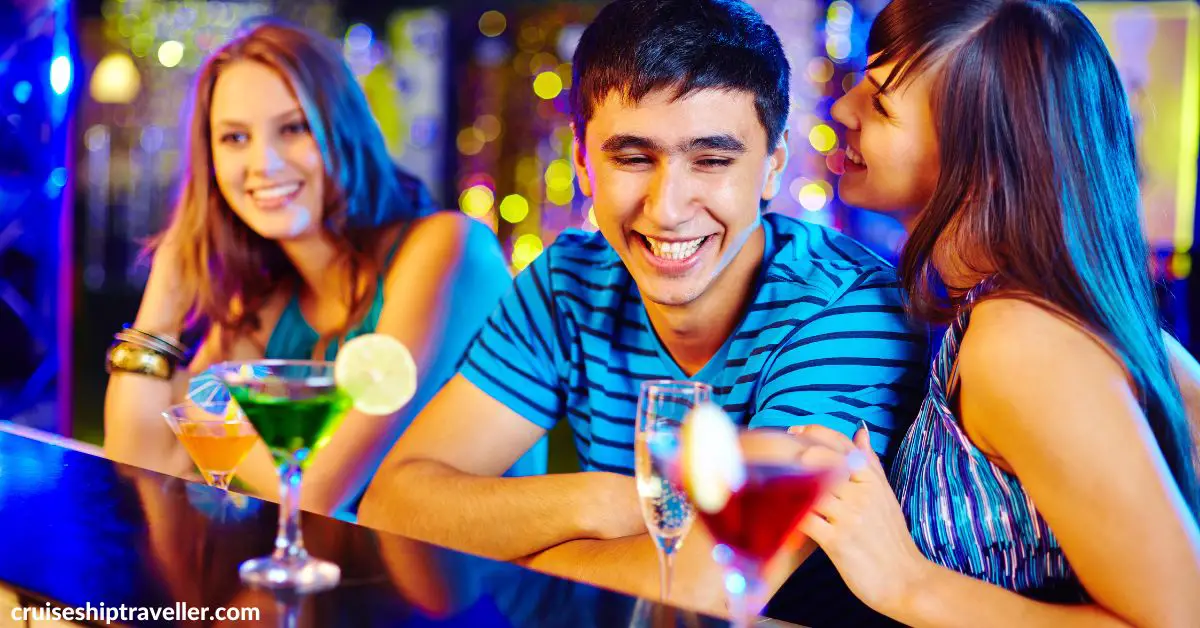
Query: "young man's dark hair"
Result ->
[[570, 0, 791, 152]]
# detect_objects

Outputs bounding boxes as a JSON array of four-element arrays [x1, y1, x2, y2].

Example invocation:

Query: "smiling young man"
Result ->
[[359, 0, 927, 616]]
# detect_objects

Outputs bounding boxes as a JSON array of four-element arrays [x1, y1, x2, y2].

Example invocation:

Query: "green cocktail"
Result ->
[[211, 360, 349, 593], [208, 336, 419, 594], [227, 384, 352, 468]]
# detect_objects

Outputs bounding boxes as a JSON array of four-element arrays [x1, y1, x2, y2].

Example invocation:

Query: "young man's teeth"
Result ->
[[253, 183, 301, 200], [645, 236, 705, 261]]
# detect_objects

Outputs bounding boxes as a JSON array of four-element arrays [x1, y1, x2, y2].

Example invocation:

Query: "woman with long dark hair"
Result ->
[[792, 0, 1200, 624]]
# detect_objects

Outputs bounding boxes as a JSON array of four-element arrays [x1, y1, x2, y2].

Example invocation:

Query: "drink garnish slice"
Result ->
[[680, 401, 745, 513], [223, 398, 244, 424], [334, 334, 418, 415]]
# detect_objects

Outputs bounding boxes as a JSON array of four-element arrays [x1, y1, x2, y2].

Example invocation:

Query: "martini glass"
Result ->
[[681, 410, 854, 628], [209, 359, 352, 593], [162, 400, 258, 490]]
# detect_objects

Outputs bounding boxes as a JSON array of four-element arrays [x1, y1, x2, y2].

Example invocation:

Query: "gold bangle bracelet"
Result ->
[[114, 330, 186, 362], [106, 341, 175, 380], [122, 326, 188, 357]]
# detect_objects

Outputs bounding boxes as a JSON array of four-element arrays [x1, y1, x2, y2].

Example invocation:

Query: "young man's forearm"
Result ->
[[519, 525, 816, 620], [520, 533, 726, 617], [358, 459, 642, 561]]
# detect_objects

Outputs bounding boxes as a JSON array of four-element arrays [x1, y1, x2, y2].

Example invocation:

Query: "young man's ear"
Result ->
[[571, 123, 593, 198], [761, 128, 790, 202]]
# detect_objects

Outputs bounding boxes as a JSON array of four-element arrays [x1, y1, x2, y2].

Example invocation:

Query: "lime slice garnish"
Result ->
[[681, 401, 745, 514], [334, 333, 418, 415]]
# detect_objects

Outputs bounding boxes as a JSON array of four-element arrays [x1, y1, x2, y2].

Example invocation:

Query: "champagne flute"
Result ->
[[635, 380, 710, 601]]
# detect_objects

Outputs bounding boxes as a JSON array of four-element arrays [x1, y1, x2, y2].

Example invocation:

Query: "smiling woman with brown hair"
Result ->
[[103, 21, 517, 517]]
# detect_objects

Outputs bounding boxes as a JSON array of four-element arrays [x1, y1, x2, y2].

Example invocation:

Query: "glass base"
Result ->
[[239, 555, 341, 593]]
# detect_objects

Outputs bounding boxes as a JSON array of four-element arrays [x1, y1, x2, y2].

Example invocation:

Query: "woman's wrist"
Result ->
[[888, 556, 948, 627]]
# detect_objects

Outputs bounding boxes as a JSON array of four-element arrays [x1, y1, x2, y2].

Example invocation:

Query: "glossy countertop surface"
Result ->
[[0, 429, 730, 627]]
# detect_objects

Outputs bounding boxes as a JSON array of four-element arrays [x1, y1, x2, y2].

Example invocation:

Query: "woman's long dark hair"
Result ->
[[872, 0, 1199, 515]]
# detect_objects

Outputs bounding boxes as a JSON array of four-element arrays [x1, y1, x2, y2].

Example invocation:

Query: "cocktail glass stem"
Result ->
[[724, 555, 765, 628], [206, 472, 233, 491], [273, 460, 308, 561]]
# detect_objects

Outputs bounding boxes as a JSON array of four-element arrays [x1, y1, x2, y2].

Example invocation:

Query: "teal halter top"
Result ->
[[264, 233, 404, 361], [264, 282, 385, 361]]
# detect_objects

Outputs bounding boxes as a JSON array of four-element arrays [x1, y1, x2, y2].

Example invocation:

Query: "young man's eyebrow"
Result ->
[[678, 134, 746, 153], [600, 134, 667, 153], [599, 133, 746, 154]]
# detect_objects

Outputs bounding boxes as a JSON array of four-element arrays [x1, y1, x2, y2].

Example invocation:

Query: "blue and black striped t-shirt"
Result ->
[[460, 212, 928, 475]]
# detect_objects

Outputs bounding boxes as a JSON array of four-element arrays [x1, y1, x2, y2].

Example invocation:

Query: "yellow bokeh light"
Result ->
[[519, 26, 545, 51], [798, 183, 829, 211], [511, 234, 545, 270], [529, 52, 558, 75], [544, 159, 574, 191], [1172, 252, 1192, 279], [499, 194, 530, 223], [457, 127, 486, 156], [478, 10, 507, 37], [533, 71, 563, 100], [157, 40, 185, 68], [827, 1, 855, 28], [587, 205, 598, 227], [459, 185, 495, 217], [118, 15, 137, 39], [131, 33, 154, 58], [547, 185, 575, 206], [476, 114, 502, 141], [808, 124, 838, 153], [90, 52, 141, 104], [826, 35, 852, 61], [553, 126, 575, 150], [807, 58, 834, 84]]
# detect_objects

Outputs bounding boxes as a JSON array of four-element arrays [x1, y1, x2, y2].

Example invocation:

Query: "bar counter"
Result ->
[[0, 428, 757, 627]]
